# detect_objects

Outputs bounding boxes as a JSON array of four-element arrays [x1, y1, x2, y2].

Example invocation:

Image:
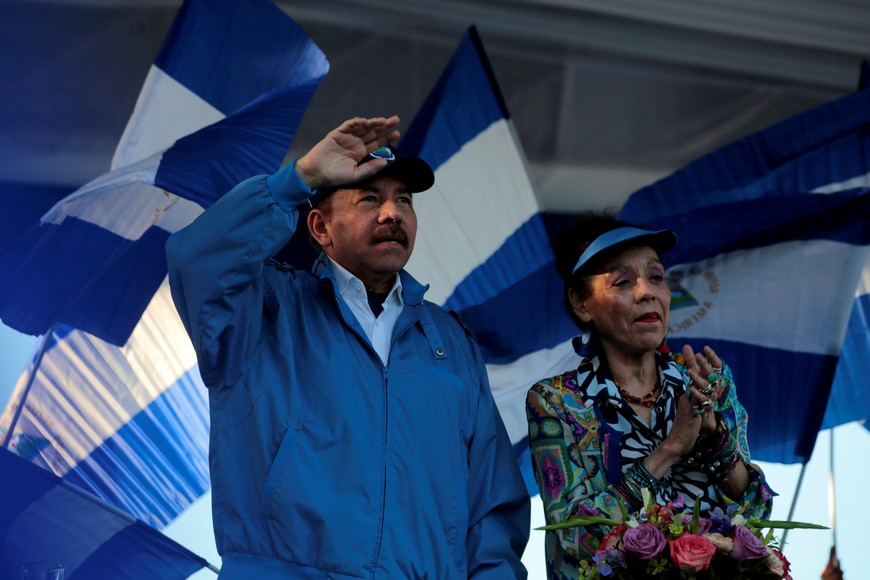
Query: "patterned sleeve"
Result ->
[[711, 365, 776, 518], [526, 379, 628, 560]]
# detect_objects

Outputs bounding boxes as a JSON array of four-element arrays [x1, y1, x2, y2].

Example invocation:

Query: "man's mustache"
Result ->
[[371, 225, 409, 247]]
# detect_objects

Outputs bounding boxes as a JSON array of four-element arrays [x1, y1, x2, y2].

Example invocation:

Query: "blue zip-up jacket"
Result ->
[[166, 161, 530, 579]]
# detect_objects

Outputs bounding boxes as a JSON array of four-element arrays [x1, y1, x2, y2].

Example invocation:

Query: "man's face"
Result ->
[[309, 174, 417, 292]]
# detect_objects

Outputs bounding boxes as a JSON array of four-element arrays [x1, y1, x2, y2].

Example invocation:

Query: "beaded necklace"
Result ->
[[615, 380, 661, 409]]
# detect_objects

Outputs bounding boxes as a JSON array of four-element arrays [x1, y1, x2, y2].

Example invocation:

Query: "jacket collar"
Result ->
[[313, 252, 429, 306]]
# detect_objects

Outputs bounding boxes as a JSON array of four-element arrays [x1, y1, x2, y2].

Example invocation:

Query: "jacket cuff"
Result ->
[[265, 159, 315, 212]]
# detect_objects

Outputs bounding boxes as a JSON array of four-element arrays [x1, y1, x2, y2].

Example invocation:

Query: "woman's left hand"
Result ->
[[681, 344, 723, 438]]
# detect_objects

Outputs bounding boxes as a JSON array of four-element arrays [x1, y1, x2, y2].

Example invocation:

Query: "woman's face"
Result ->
[[570, 245, 670, 356]]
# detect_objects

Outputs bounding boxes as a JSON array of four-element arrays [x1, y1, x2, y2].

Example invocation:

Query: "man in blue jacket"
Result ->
[[166, 115, 530, 578]]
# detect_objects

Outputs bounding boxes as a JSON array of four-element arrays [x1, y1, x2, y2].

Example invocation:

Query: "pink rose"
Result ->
[[668, 533, 716, 573], [623, 523, 667, 560], [730, 525, 769, 561]]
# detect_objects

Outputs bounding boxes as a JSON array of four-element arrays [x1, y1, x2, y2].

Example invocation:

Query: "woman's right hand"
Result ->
[[643, 390, 703, 479], [644, 344, 726, 477]]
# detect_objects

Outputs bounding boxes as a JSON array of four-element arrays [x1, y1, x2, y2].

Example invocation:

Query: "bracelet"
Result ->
[[686, 412, 728, 466], [627, 459, 662, 494], [614, 480, 644, 511], [615, 459, 663, 510], [705, 436, 740, 482]]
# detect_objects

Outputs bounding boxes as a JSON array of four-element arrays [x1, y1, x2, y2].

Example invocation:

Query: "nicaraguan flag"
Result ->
[[620, 79, 870, 464], [399, 27, 580, 493], [0, 449, 209, 579], [1, 0, 327, 542], [0, 0, 328, 347]]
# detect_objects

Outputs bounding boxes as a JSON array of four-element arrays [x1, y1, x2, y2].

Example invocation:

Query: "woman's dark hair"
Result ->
[[551, 209, 633, 329]]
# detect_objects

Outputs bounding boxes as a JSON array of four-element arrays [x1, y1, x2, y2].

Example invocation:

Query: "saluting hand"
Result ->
[[295, 116, 401, 190]]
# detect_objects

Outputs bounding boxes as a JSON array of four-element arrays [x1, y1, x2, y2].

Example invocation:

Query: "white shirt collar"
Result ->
[[327, 258, 404, 307]]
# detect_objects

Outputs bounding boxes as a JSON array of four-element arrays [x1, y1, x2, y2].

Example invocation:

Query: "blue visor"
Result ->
[[571, 226, 677, 275]]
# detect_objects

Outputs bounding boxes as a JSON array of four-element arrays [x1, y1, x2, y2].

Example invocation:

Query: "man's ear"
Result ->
[[307, 209, 331, 248]]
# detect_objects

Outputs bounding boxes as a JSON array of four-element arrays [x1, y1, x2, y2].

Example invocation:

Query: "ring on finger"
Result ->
[[700, 387, 715, 397], [691, 400, 712, 417]]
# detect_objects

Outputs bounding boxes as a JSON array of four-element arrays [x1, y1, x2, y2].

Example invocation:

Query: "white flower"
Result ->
[[703, 533, 733, 554], [764, 547, 786, 577]]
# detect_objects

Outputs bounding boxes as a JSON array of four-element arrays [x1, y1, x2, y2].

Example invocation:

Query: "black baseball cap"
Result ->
[[308, 145, 434, 207]]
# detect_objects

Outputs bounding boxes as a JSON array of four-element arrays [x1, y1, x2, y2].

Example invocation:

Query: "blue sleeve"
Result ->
[[165, 161, 313, 388], [465, 343, 531, 579]]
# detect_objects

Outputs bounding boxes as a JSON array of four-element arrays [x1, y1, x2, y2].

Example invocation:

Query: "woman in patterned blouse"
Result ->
[[526, 212, 774, 579]]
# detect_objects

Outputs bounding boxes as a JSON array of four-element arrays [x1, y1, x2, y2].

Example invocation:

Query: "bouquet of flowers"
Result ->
[[540, 490, 826, 579]]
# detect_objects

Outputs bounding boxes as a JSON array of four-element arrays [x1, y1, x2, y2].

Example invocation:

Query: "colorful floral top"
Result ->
[[526, 351, 775, 580]]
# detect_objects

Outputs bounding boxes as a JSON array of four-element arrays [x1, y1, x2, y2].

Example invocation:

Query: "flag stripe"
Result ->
[[621, 87, 870, 221], [444, 214, 553, 312], [666, 238, 867, 355], [2, 281, 207, 526], [455, 260, 574, 362], [824, 279, 870, 428], [112, 66, 223, 169], [1, 449, 206, 578], [408, 121, 541, 305], [64, 367, 209, 528], [0, 219, 170, 343], [155, 0, 327, 115], [488, 341, 579, 445], [399, 28, 508, 171], [154, 80, 326, 209], [698, 340, 838, 463]]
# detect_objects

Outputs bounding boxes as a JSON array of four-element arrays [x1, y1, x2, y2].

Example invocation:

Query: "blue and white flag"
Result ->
[[1, 0, 327, 536], [1, 448, 208, 579], [399, 27, 579, 492], [620, 82, 870, 464], [0, 0, 328, 347]]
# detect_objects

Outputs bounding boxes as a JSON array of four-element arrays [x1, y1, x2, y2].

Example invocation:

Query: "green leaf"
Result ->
[[536, 515, 622, 531], [752, 519, 829, 530], [691, 496, 700, 534], [642, 487, 653, 511]]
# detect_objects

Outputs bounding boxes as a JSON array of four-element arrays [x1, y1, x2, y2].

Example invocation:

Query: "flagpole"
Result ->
[[781, 461, 808, 546], [205, 562, 220, 575], [828, 427, 837, 551], [1, 323, 56, 449]]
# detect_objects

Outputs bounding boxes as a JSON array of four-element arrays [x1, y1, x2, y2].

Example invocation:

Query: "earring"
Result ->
[[573, 321, 597, 358]]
